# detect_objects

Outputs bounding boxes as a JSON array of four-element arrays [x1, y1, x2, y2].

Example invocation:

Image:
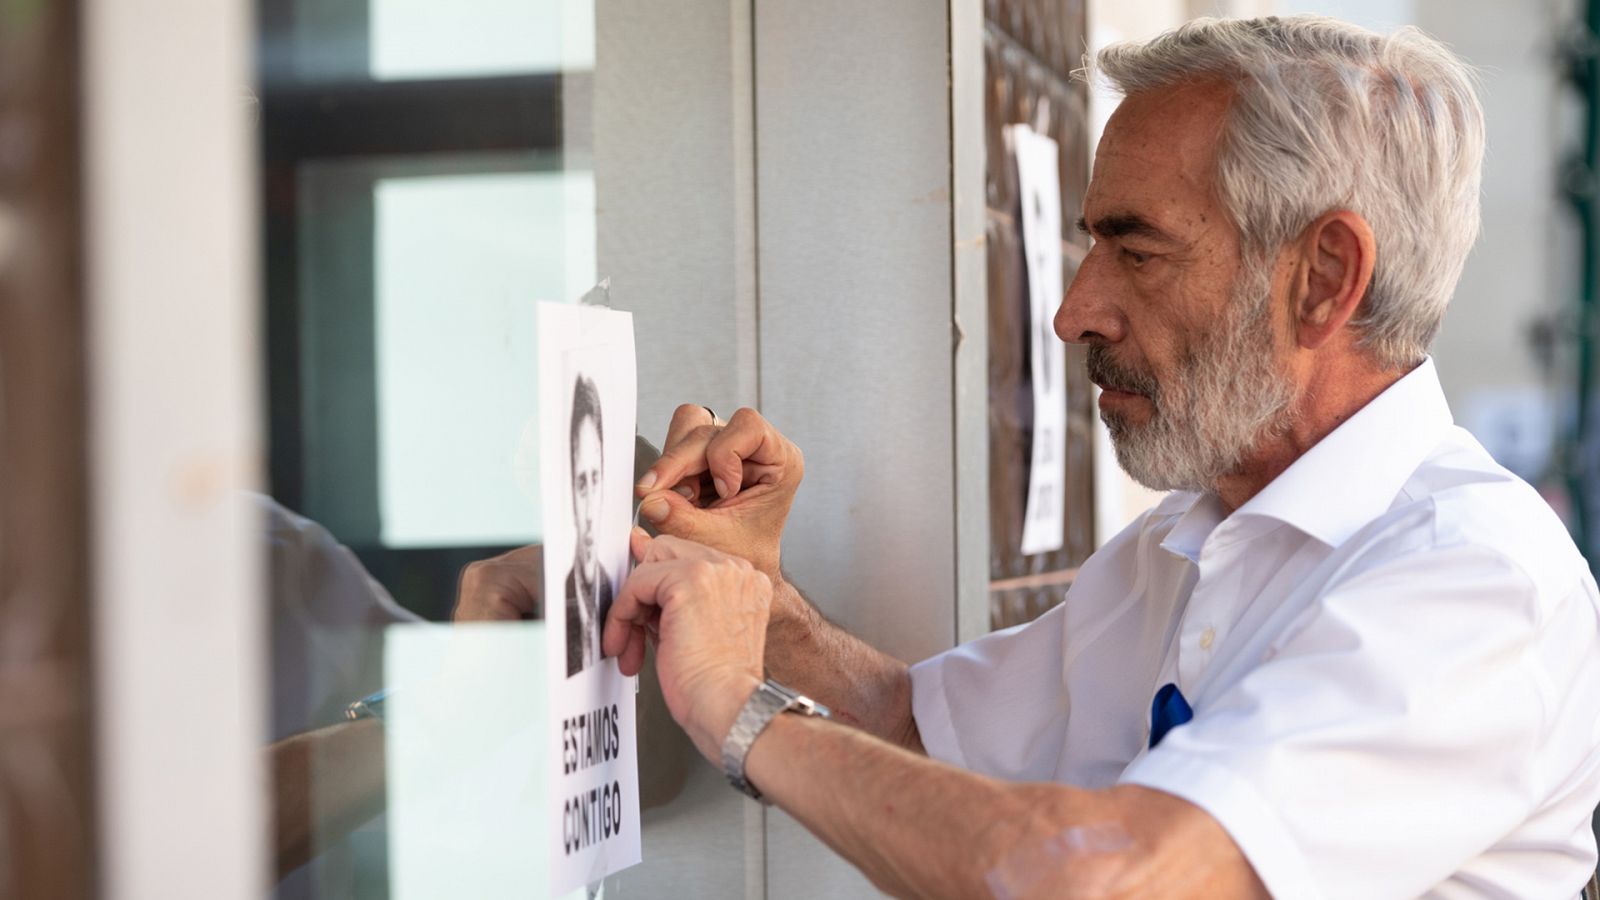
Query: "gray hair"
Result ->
[[1090, 16, 1485, 369]]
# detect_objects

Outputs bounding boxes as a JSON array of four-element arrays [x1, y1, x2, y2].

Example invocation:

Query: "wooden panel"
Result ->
[[0, 1, 96, 897], [985, 0, 1094, 629]]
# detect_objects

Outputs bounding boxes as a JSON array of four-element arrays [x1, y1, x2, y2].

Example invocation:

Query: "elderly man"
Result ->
[[608, 16, 1600, 899]]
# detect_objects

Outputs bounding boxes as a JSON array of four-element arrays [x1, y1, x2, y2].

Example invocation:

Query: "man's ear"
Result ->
[[1291, 210, 1376, 351]]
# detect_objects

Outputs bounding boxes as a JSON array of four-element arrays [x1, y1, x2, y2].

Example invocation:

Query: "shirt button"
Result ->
[[1199, 627, 1216, 650]]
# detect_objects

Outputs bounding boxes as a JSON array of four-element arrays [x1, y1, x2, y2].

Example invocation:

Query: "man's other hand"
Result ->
[[633, 405, 802, 579], [604, 530, 769, 762], [453, 544, 543, 622]]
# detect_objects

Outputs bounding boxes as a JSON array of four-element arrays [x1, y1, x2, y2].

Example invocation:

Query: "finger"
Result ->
[[739, 461, 784, 490], [499, 543, 544, 566], [689, 471, 722, 508], [637, 404, 717, 494], [500, 567, 545, 616], [637, 489, 740, 545], [602, 596, 645, 658], [491, 583, 540, 619], [705, 409, 786, 499], [638, 424, 718, 496], [629, 526, 653, 562], [618, 624, 648, 675], [636, 488, 705, 533], [664, 402, 716, 451], [454, 564, 539, 622], [673, 480, 702, 504], [604, 560, 676, 655]]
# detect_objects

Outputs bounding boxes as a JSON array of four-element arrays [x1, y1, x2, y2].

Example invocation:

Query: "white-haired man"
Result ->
[[608, 16, 1600, 898]]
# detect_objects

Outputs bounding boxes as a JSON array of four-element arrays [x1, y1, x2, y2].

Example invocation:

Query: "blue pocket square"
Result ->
[[1149, 682, 1193, 749]]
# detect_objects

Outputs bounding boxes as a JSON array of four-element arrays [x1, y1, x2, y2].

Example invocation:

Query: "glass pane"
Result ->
[[258, 2, 759, 898], [291, 154, 595, 559], [373, 169, 595, 547], [369, 0, 595, 80], [285, 1, 594, 85]]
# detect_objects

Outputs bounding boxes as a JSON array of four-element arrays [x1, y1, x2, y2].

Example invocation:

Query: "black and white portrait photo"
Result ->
[[564, 373, 610, 677], [538, 300, 643, 890]]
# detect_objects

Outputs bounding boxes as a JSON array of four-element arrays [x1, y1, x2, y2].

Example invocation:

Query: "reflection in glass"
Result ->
[[261, 0, 756, 896], [369, 0, 595, 80], [374, 170, 596, 548], [264, 495, 420, 900]]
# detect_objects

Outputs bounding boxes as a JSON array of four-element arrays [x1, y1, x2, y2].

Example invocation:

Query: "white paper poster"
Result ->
[[1011, 124, 1068, 556], [538, 301, 642, 893]]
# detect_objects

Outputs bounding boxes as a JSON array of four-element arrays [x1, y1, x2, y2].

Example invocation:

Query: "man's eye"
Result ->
[[1122, 247, 1152, 266]]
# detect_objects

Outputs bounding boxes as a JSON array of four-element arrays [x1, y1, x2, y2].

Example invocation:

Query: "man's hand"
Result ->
[[453, 544, 543, 622], [634, 405, 802, 579], [603, 530, 769, 762]]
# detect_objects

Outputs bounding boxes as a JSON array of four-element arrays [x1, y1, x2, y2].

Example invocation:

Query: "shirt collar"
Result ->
[[1228, 357, 1454, 548], [1161, 492, 1226, 563]]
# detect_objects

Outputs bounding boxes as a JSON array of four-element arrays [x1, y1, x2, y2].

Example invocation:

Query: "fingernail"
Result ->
[[639, 496, 669, 523], [631, 526, 650, 540], [636, 470, 658, 491], [674, 485, 695, 499], [714, 477, 730, 499]]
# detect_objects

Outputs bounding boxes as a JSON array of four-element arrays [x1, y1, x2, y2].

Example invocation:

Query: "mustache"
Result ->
[[1085, 345, 1160, 398]]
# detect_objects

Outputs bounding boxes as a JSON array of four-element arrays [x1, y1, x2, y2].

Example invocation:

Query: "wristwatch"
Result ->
[[720, 678, 831, 802]]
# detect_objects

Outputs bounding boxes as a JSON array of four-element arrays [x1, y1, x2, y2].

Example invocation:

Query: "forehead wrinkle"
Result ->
[[1092, 142, 1217, 231], [1087, 80, 1238, 247]]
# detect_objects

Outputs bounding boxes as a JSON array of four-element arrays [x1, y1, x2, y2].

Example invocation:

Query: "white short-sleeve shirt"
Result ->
[[910, 360, 1600, 899]]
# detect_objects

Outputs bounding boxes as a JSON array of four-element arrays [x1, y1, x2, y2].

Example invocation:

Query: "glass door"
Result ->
[[256, 2, 760, 897]]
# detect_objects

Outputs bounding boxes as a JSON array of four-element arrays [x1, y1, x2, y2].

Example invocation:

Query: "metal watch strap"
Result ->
[[720, 679, 831, 802]]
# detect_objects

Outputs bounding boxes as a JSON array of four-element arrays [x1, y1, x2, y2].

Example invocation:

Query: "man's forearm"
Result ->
[[765, 578, 923, 751], [745, 713, 1054, 899], [742, 715, 1267, 900], [269, 718, 386, 879]]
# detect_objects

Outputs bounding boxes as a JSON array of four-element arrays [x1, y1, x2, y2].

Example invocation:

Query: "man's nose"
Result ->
[[1055, 254, 1126, 345]]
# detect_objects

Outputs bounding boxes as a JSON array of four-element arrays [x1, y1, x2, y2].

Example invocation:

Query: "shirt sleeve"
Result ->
[[260, 494, 424, 738], [910, 602, 1070, 780], [1119, 540, 1599, 900]]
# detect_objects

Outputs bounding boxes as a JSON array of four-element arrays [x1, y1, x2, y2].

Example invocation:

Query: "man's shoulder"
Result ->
[[1353, 432, 1590, 600]]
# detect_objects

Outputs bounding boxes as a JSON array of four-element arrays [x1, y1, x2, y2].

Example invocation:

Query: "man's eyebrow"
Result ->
[[1075, 213, 1179, 244]]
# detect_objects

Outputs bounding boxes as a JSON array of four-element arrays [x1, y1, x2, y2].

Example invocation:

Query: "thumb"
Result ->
[[628, 526, 653, 562], [636, 489, 728, 542]]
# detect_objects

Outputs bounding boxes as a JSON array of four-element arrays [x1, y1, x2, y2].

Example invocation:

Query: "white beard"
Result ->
[[1091, 260, 1297, 493]]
